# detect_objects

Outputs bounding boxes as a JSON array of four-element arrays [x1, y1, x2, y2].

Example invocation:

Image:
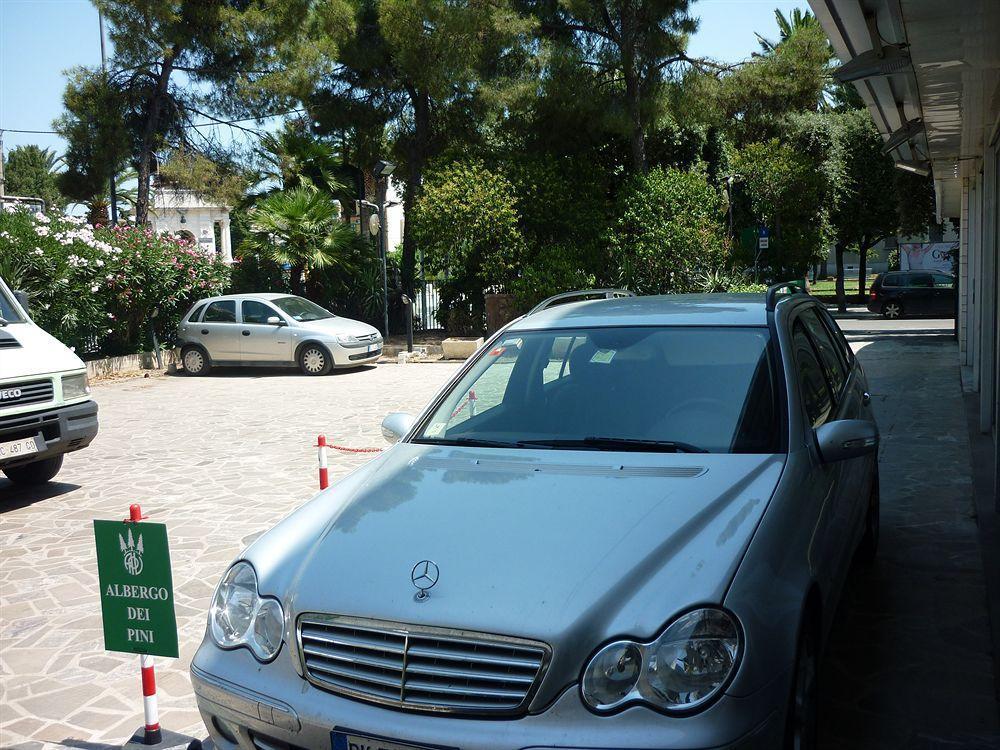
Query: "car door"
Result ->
[[198, 300, 242, 361], [800, 307, 869, 570], [240, 300, 293, 363], [931, 273, 956, 317], [791, 316, 850, 600], [905, 272, 936, 315]]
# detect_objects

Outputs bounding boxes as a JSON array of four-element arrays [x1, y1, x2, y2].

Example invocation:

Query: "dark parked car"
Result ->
[[867, 271, 956, 319]]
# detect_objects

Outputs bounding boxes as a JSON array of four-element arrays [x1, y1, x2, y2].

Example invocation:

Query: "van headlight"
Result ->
[[336, 334, 359, 345], [582, 608, 740, 714], [62, 372, 90, 400], [210, 562, 284, 662]]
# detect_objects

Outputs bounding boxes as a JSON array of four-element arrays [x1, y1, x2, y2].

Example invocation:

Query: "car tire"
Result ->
[[857, 468, 880, 565], [785, 619, 819, 750], [881, 301, 903, 319], [299, 343, 333, 376], [2, 455, 64, 485], [182, 346, 212, 376]]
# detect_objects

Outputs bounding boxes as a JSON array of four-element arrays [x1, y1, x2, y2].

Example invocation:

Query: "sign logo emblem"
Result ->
[[119, 528, 144, 576], [0, 388, 22, 402], [411, 560, 439, 600]]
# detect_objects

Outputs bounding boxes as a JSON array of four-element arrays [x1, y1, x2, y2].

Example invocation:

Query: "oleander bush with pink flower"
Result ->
[[0, 205, 230, 357]]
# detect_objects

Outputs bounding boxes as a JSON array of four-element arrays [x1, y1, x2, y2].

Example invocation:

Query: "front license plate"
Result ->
[[0, 435, 42, 460], [332, 730, 449, 750]]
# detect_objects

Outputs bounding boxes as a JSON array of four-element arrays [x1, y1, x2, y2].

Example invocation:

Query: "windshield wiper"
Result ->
[[517, 436, 708, 453], [415, 437, 524, 449]]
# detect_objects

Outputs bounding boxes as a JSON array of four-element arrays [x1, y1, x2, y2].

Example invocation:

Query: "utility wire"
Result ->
[[0, 109, 308, 137]]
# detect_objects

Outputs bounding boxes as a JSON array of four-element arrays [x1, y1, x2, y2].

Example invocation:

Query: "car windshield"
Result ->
[[272, 296, 335, 322], [0, 284, 26, 324], [414, 326, 780, 454]]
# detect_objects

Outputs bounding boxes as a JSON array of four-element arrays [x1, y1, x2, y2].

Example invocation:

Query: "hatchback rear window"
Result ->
[[414, 326, 780, 454]]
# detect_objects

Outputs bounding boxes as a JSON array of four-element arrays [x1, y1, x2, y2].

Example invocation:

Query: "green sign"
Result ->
[[94, 520, 179, 658]]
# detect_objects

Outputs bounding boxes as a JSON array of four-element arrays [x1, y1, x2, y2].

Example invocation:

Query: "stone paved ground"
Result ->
[[820, 314, 1000, 749], [0, 363, 460, 750]]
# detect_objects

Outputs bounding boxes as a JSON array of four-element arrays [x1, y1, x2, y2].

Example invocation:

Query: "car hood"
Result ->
[[295, 316, 380, 338], [0, 322, 86, 381], [248, 443, 784, 706]]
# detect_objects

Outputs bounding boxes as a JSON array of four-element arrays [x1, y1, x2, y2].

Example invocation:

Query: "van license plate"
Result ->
[[332, 730, 448, 750], [0, 436, 42, 460]]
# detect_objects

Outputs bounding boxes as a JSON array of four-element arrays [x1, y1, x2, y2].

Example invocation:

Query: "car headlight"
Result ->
[[62, 372, 90, 400], [210, 561, 284, 662], [581, 608, 740, 714], [336, 334, 359, 345]]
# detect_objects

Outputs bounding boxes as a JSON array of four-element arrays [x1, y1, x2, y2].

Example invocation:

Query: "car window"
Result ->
[[799, 309, 846, 397], [272, 296, 334, 322], [203, 300, 237, 323], [792, 321, 833, 428], [415, 326, 780, 454], [185, 302, 207, 323], [932, 274, 954, 289], [908, 273, 934, 288], [814, 305, 854, 367], [882, 273, 903, 287], [242, 300, 278, 325]]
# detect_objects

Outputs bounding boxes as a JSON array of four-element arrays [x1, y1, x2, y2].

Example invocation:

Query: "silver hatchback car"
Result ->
[[191, 286, 879, 750], [177, 293, 383, 376]]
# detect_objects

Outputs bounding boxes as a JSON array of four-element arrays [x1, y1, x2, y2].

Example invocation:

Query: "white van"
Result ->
[[0, 276, 99, 486]]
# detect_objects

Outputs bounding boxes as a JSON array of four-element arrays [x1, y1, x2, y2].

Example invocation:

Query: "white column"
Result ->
[[221, 215, 233, 263]]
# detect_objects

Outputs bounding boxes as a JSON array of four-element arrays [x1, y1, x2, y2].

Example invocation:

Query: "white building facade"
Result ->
[[149, 187, 233, 263]]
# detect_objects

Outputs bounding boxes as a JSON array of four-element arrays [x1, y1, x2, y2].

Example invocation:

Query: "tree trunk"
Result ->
[[134, 50, 178, 225], [858, 240, 869, 300], [400, 87, 431, 297], [290, 264, 305, 297], [835, 241, 847, 313], [624, 68, 645, 172]]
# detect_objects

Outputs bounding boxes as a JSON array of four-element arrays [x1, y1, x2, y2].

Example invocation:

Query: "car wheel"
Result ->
[[785, 621, 819, 750], [182, 346, 212, 376], [299, 344, 333, 376], [857, 468, 880, 565], [882, 301, 902, 319], [2, 455, 64, 485]]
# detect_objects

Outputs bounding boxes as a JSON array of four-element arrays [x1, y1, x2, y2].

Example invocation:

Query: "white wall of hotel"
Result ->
[[809, 0, 1000, 503], [149, 188, 233, 263]]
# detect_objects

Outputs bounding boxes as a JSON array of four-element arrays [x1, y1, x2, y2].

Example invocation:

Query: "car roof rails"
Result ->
[[528, 288, 636, 316], [765, 281, 809, 312]]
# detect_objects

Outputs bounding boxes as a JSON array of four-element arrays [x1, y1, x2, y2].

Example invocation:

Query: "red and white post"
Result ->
[[127, 504, 161, 746], [468, 389, 478, 418], [317, 434, 330, 490]]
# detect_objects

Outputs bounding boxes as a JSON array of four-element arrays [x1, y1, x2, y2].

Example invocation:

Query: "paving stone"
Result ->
[[0, 363, 460, 748]]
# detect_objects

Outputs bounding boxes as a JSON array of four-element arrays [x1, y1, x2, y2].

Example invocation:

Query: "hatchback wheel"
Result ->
[[882, 301, 902, 319], [785, 624, 819, 750], [182, 346, 211, 376], [299, 344, 332, 376]]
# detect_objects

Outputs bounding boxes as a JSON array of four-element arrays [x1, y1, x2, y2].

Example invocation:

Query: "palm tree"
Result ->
[[246, 187, 358, 296], [755, 8, 820, 53], [255, 120, 351, 195]]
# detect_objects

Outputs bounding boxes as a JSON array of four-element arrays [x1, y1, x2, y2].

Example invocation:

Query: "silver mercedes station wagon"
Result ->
[[191, 286, 879, 750]]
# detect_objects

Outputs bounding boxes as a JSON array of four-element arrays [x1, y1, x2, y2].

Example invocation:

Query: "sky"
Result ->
[[0, 0, 807, 157]]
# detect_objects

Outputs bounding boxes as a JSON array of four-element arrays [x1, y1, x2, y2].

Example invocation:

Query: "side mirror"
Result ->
[[13, 290, 29, 315], [266, 316, 285, 326], [814, 419, 878, 463], [381, 412, 415, 444]]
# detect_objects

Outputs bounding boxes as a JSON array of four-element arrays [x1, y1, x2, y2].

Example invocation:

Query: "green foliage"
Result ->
[[54, 68, 131, 220], [608, 167, 728, 295], [2, 146, 64, 210], [158, 148, 252, 208], [695, 268, 767, 294], [0, 207, 229, 356], [245, 187, 360, 295]]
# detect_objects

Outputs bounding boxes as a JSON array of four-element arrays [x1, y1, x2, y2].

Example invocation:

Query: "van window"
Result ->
[[799, 309, 847, 398], [792, 321, 833, 428], [908, 273, 934, 288], [932, 274, 954, 289], [186, 303, 208, 322], [881, 273, 904, 287], [242, 300, 279, 324]]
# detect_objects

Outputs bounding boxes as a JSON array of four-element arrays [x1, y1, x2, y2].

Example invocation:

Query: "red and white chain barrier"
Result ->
[[126, 503, 161, 746]]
